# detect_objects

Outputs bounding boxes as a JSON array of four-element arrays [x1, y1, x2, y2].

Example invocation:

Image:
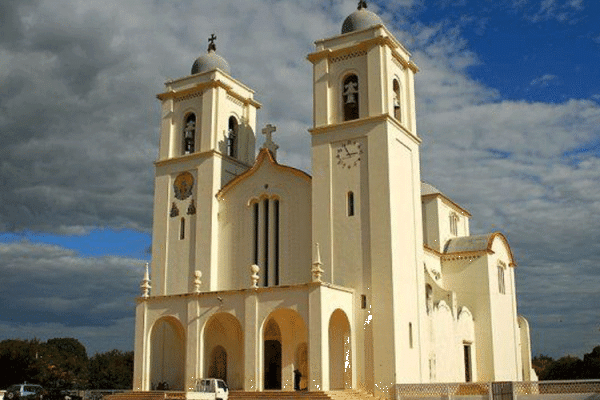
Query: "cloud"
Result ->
[[0, 241, 145, 329], [0, 0, 599, 359], [530, 74, 558, 87]]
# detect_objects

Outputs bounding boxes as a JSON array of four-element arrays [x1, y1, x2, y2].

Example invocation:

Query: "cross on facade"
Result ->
[[208, 34, 217, 52], [261, 124, 279, 158]]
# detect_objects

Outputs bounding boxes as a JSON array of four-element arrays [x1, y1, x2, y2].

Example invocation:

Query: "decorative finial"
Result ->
[[261, 124, 279, 159], [208, 34, 217, 52], [194, 270, 202, 293], [141, 263, 151, 298], [251, 264, 260, 288], [311, 243, 324, 283], [358, 0, 367, 9]]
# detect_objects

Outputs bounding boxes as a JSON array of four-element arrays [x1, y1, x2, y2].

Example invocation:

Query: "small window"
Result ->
[[343, 74, 359, 121], [227, 116, 238, 158], [498, 264, 506, 294], [425, 284, 433, 315], [180, 218, 185, 240], [393, 79, 401, 121], [450, 213, 459, 236], [183, 113, 196, 154], [361, 294, 367, 309], [464, 344, 472, 382], [409, 323, 413, 349], [347, 191, 355, 216]]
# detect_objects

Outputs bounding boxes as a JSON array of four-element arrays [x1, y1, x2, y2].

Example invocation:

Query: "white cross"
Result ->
[[261, 124, 279, 158], [262, 124, 276, 141]]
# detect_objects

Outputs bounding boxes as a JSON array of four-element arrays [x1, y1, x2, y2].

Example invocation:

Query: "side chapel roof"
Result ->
[[444, 232, 517, 267]]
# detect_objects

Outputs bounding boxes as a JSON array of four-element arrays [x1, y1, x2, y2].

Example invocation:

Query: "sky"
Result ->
[[0, 0, 599, 358]]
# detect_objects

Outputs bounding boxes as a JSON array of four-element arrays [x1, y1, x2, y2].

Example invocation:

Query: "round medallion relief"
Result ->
[[174, 172, 194, 200]]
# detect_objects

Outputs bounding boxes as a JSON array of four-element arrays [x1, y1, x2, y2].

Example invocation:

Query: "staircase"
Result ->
[[229, 389, 380, 400], [105, 389, 380, 400]]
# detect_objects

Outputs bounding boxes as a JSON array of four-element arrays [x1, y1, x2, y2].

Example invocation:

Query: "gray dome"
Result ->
[[191, 49, 230, 75], [341, 8, 383, 34]]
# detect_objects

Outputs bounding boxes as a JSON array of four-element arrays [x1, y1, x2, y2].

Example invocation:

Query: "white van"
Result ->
[[188, 379, 228, 400]]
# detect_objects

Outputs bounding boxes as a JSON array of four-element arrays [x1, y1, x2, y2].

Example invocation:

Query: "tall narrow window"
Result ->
[[464, 344, 472, 382], [393, 79, 402, 121], [180, 218, 185, 240], [343, 74, 359, 121], [347, 191, 355, 216], [183, 113, 196, 154], [263, 199, 269, 287], [274, 199, 280, 286], [251, 197, 281, 288], [408, 323, 414, 349], [253, 203, 259, 264], [227, 116, 238, 158]]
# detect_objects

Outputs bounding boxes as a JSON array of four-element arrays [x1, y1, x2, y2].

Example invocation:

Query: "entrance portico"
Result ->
[[133, 282, 354, 393]]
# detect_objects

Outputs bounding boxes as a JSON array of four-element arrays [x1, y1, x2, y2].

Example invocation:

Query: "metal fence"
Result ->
[[394, 380, 600, 399]]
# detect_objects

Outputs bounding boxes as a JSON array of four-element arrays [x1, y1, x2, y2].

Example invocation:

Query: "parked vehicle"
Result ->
[[3, 384, 44, 400], [188, 379, 228, 400]]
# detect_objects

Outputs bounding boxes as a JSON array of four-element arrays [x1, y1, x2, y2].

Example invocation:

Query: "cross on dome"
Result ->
[[358, 0, 368, 9], [261, 124, 279, 158], [208, 33, 217, 52]]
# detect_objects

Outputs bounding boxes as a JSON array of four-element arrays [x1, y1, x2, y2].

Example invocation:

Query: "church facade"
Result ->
[[132, 3, 536, 398]]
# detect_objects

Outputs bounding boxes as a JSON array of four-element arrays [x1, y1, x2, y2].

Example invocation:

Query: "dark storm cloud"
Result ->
[[0, 241, 143, 326]]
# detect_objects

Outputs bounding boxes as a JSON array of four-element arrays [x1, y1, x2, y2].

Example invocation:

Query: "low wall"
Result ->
[[395, 380, 600, 400]]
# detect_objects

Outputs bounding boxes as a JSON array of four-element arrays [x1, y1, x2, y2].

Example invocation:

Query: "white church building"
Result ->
[[132, 2, 536, 398]]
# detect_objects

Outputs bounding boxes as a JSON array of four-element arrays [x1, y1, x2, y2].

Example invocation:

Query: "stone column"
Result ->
[[244, 292, 260, 390]]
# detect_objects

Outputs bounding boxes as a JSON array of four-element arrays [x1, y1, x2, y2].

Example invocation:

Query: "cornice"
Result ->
[[421, 193, 472, 217], [308, 33, 418, 73], [157, 79, 262, 109], [309, 113, 422, 145], [136, 280, 353, 303], [154, 149, 251, 170]]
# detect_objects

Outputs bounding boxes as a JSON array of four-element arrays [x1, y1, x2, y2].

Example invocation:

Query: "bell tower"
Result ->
[[152, 35, 261, 296], [308, 1, 426, 393]]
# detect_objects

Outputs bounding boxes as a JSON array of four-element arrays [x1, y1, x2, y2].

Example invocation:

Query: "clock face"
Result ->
[[335, 140, 363, 168]]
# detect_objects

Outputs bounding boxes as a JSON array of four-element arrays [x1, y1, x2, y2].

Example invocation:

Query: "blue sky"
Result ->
[[0, 0, 599, 359]]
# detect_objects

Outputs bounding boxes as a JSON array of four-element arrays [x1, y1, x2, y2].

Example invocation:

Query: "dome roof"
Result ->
[[341, 5, 384, 34], [191, 49, 230, 75]]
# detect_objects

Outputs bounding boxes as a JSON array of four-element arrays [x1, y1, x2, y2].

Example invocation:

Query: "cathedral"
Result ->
[[132, 2, 536, 398]]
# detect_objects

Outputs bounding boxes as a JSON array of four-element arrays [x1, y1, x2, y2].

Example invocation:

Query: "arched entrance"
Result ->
[[203, 313, 244, 390], [262, 309, 308, 391], [329, 309, 352, 390], [150, 317, 185, 390], [209, 345, 227, 382], [263, 319, 282, 389], [295, 342, 308, 390]]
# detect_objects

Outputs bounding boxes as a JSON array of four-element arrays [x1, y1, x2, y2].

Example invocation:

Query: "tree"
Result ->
[[0, 339, 43, 389], [37, 338, 89, 389], [532, 354, 554, 379], [88, 350, 134, 389]]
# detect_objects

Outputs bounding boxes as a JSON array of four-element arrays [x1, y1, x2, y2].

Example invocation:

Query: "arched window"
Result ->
[[227, 116, 238, 158], [343, 74, 359, 121], [183, 113, 196, 154], [393, 79, 402, 122], [449, 213, 459, 236]]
